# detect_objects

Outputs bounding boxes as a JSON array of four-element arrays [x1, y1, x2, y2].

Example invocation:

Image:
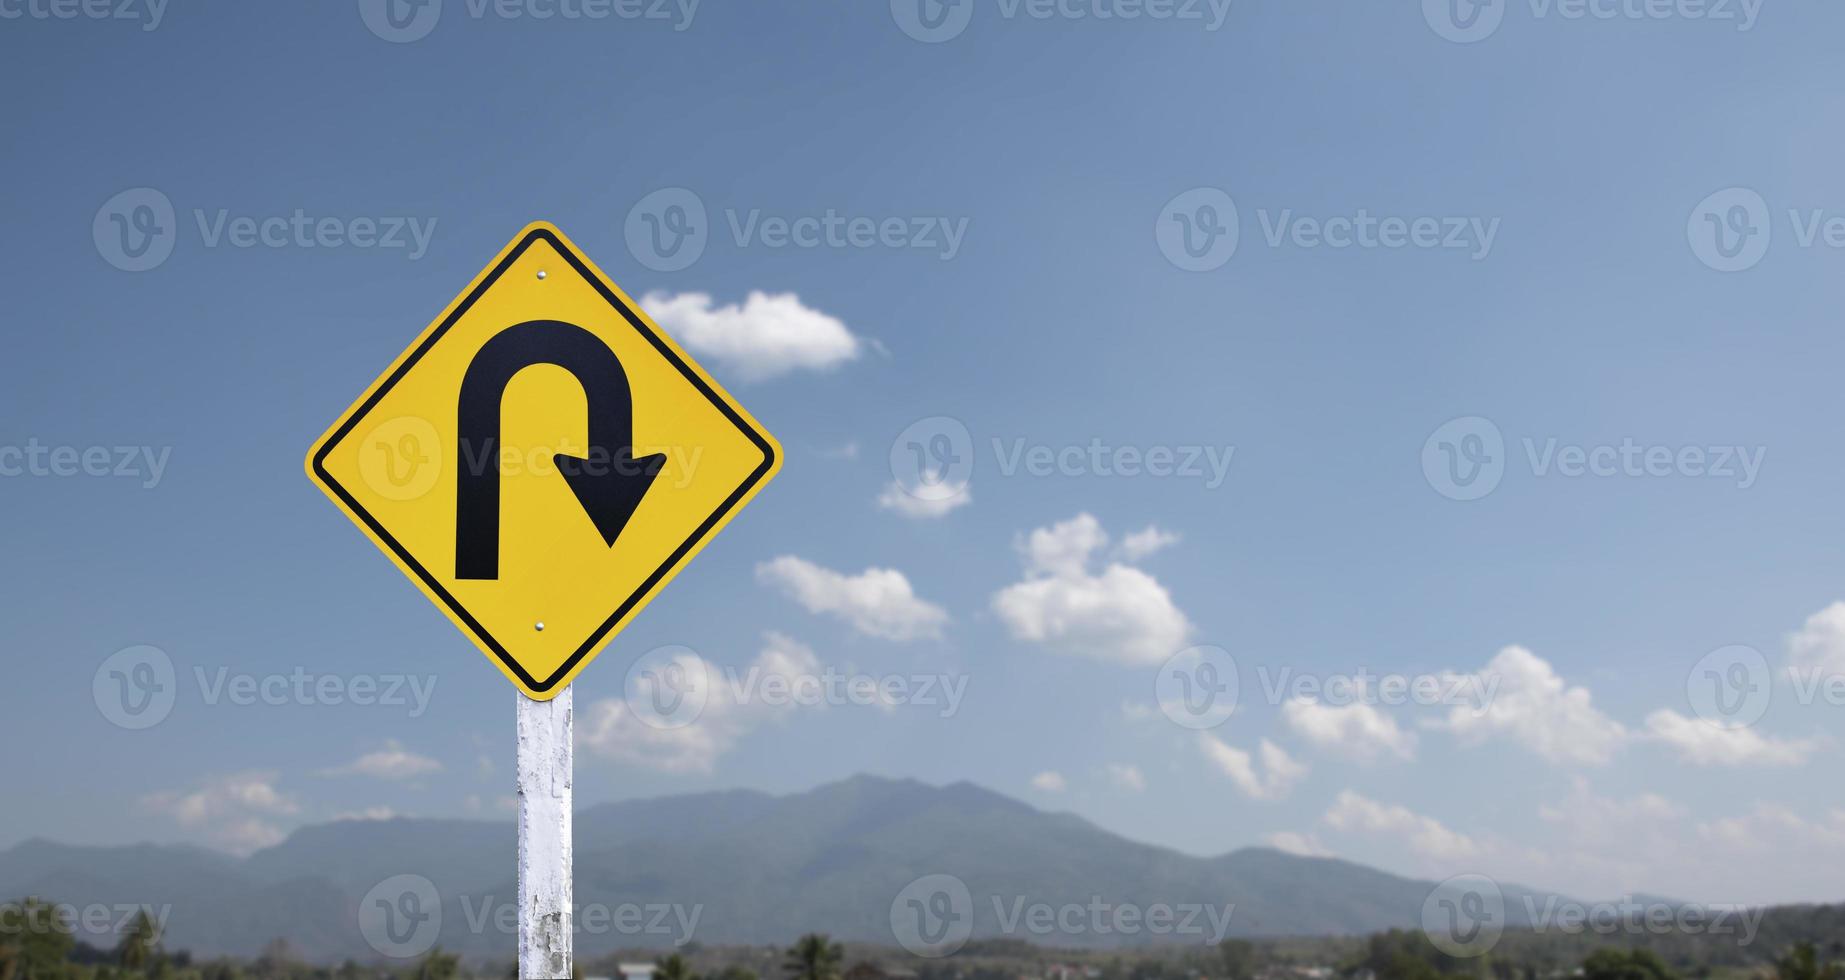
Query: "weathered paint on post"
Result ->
[[517, 687, 572, 978]]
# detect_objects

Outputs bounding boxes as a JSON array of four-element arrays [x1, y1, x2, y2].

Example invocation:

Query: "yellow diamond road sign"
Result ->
[[307, 222, 781, 699]]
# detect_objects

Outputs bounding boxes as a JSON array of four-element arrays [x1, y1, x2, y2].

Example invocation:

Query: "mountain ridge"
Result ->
[[0, 774, 1565, 961]]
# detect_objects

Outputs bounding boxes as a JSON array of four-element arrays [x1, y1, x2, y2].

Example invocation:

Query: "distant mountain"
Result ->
[[0, 775, 1568, 962]]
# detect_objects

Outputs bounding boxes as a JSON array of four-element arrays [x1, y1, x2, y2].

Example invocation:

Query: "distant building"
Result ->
[[619, 963, 658, 980]]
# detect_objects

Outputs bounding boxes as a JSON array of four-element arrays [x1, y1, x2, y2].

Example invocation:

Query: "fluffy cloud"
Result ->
[[319, 741, 443, 780], [578, 633, 824, 773], [1030, 771, 1067, 792], [1282, 698, 1417, 762], [877, 481, 971, 519], [140, 772, 299, 856], [1432, 646, 1625, 766], [643, 291, 860, 382], [1118, 526, 1180, 561], [991, 514, 1192, 665], [1200, 735, 1307, 801], [1787, 601, 1845, 678], [1640, 709, 1819, 767], [1322, 790, 1479, 861], [1105, 764, 1147, 792], [1265, 831, 1334, 858], [757, 556, 948, 641], [1698, 804, 1845, 853], [331, 807, 400, 822]]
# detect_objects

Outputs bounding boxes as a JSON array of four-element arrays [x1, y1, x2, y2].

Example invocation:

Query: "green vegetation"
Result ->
[[3, 896, 1844, 980]]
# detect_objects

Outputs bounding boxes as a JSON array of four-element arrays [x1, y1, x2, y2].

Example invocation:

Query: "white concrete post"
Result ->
[[517, 687, 573, 978]]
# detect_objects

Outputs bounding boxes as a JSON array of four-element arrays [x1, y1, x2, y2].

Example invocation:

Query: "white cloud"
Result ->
[[140, 772, 299, 856], [1199, 735, 1307, 801], [1640, 709, 1819, 767], [1432, 646, 1625, 766], [877, 481, 970, 519], [1019, 513, 1112, 577], [1698, 804, 1845, 853], [1787, 601, 1845, 678], [1119, 526, 1180, 561], [643, 291, 860, 382], [465, 794, 518, 814], [1105, 763, 1146, 792], [579, 633, 824, 773], [1030, 771, 1067, 792], [1265, 831, 1334, 858], [1282, 698, 1417, 762], [319, 741, 443, 781], [991, 514, 1192, 665], [1322, 790, 1479, 861], [1538, 778, 1683, 854], [331, 807, 400, 822], [756, 556, 948, 641]]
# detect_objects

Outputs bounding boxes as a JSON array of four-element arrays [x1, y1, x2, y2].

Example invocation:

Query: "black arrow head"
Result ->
[[554, 449, 666, 546]]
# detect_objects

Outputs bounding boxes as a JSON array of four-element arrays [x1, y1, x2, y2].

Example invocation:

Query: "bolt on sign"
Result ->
[[307, 222, 781, 698]]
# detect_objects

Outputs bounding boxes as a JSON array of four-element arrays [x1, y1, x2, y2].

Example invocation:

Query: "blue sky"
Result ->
[[4, 0, 1845, 910]]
